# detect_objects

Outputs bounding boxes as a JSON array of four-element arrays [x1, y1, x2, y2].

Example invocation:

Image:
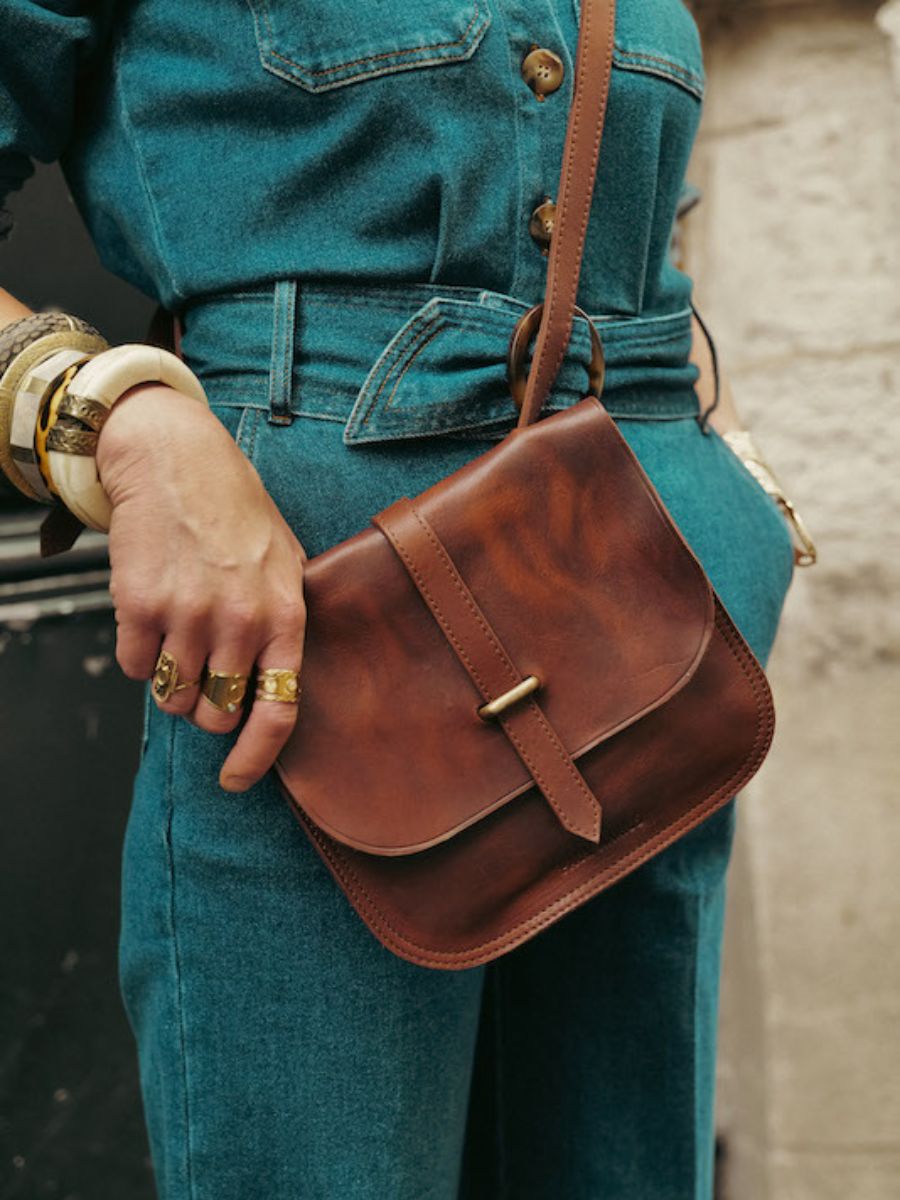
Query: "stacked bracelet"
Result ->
[[0, 310, 209, 542], [0, 329, 109, 501], [0, 312, 102, 380], [46, 343, 209, 531]]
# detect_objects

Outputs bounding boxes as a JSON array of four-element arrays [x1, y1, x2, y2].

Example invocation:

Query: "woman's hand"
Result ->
[[96, 383, 307, 792]]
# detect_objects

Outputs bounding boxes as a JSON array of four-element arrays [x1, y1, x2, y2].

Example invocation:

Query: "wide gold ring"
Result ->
[[201, 668, 249, 713], [254, 668, 301, 704], [152, 649, 200, 703]]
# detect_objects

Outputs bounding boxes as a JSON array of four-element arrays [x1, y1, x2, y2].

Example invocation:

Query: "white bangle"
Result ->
[[48, 343, 208, 532]]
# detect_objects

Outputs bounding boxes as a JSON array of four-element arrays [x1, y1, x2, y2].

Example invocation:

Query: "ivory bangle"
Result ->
[[47, 344, 209, 532]]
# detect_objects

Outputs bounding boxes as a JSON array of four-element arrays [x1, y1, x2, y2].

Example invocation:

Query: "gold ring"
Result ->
[[152, 649, 200, 703], [254, 668, 301, 704], [201, 668, 249, 713]]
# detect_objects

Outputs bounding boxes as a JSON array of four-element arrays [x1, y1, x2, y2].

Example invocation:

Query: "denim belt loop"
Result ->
[[268, 279, 298, 426]]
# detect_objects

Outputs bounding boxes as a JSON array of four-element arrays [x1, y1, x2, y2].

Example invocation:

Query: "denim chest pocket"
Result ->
[[245, 0, 492, 92]]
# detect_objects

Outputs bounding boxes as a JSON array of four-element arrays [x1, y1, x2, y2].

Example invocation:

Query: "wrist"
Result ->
[[95, 381, 209, 471], [40, 342, 208, 533]]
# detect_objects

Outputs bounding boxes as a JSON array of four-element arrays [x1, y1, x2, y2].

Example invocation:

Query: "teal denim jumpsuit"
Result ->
[[1, 2, 796, 1196]]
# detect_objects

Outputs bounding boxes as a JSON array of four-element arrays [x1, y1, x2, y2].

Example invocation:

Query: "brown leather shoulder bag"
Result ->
[[271, 0, 777, 964], [277, 0, 775, 969]]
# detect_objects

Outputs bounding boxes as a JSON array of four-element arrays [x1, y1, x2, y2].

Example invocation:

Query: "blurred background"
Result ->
[[1, 2, 898, 1198], [0, 153, 157, 1199], [688, 2, 900, 1198]]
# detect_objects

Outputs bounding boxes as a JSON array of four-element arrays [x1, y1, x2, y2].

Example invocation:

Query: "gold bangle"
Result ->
[[721, 429, 818, 567], [34, 364, 82, 496]]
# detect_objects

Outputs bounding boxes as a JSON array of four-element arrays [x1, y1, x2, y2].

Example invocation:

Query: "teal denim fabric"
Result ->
[[3, 0, 701, 320], [2, 2, 797, 1197]]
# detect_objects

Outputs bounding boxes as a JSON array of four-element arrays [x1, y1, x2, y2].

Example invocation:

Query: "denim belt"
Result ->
[[179, 280, 701, 444]]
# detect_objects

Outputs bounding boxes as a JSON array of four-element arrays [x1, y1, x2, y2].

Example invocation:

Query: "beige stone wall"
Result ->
[[683, 2, 900, 1197]]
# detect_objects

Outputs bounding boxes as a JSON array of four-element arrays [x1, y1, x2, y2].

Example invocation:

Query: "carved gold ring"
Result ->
[[152, 649, 200, 704]]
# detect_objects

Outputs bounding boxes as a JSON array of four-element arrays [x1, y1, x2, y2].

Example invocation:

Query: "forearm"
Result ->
[[0, 287, 35, 329]]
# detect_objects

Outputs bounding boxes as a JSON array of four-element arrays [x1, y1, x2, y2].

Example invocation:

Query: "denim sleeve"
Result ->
[[0, 0, 114, 241]]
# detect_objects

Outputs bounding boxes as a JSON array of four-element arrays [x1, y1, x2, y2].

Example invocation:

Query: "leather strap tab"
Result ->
[[518, 0, 617, 427], [374, 498, 602, 844]]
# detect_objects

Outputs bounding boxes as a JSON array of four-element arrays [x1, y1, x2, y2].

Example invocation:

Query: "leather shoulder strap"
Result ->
[[518, 0, 617, 427]]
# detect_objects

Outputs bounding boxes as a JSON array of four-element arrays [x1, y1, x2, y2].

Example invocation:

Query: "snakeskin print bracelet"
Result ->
[[0, 312, 104, 381]]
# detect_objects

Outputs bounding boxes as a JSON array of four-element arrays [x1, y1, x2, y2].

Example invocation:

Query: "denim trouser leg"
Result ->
[[121, 703, 486, 1200], [460, 804, 735, 1200]]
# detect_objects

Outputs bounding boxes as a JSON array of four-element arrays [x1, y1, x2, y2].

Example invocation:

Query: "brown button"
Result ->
[[521, 47, 565, 100], [529, 198, 556, 254]]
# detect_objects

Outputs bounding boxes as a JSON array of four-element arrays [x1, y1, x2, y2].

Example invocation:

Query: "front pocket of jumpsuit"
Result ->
[[245, 0, 491, 92]]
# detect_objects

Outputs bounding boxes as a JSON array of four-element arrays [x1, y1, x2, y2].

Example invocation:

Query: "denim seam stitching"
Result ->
[[244, 409, 261, 463], [253, 0, 484, 79], [234, 405, 251, 451], [692, 889, 705, 1199], [492, 0, 525, 297], [113, 39, 183, 303], [300, 297, 426, 314], [614, 47, 704, 89], [356, 310, 444, 428], [163, 717, 197, 1198], [612, 53, 703, 101], [383, 325, 446, 412]]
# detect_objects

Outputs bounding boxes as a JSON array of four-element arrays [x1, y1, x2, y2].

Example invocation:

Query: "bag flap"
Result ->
[[275, 398, 714, 855]]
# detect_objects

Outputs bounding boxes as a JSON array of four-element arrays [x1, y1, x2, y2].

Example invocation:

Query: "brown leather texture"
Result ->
[[276, 398, 775, 968]]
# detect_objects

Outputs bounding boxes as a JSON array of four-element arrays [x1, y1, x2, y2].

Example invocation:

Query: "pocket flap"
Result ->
[[248, 0, 491, 91]]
